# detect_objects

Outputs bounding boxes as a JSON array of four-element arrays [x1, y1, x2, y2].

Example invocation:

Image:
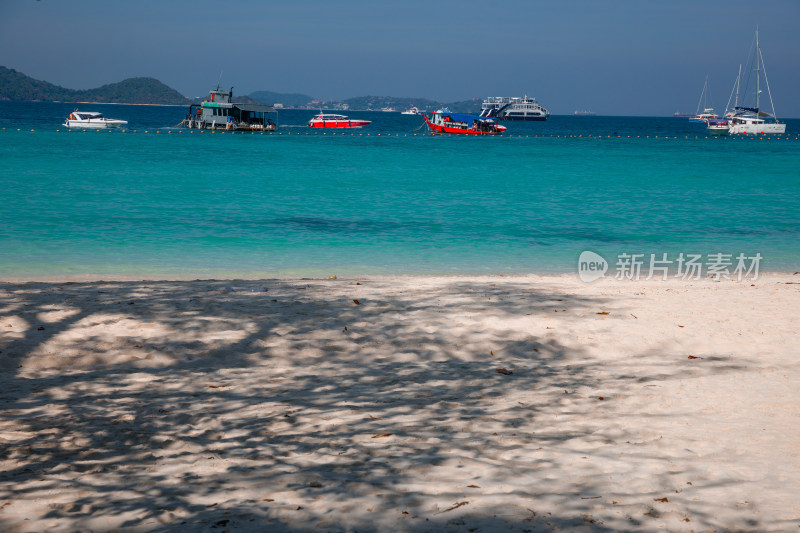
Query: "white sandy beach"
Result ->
[[0, 274, 798, 532]]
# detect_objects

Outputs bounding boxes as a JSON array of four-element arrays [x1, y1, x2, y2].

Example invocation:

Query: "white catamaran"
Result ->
[[723, 29, 786, 135]]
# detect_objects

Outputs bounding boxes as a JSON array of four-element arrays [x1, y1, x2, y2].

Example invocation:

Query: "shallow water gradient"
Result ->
[[1, 102, 799, 277]]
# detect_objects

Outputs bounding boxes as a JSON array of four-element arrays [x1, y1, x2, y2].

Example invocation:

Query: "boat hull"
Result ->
[[186, 119, 276, 131], [308, 120, 371, 128], [499, 115, 547, 121], [707, 126, 730, 136], [729, 123, 786, 134], [64, 119, 127, 129]]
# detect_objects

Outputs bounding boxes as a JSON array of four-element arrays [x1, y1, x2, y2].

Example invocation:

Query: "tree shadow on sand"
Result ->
[[0, 279, 781, 532]]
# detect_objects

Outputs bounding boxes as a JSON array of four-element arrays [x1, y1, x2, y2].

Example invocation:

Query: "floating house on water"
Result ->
[[185, 86, 278, 131]]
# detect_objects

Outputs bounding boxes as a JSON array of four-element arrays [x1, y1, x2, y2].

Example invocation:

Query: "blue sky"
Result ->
[[1, 0, 798, 116]]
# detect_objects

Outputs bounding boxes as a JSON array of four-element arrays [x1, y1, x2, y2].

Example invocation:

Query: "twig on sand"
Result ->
[[437, 501, 469, 514]]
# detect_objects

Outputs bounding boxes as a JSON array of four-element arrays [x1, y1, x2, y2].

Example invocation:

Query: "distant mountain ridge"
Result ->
[[0, 67, 190, 105], [1, 66, 489, 113], [342, 95, 439, 111], [248, 91, 484, 114], [249, 90, 315, 108]]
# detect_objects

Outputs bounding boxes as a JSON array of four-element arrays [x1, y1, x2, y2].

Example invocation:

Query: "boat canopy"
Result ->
[[437, 112, 493, 124], [200, 102, 276, 113], [233, 103, 276, 113]]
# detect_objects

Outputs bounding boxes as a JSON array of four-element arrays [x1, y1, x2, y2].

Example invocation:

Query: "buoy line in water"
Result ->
[[3, 127, 798, 140]]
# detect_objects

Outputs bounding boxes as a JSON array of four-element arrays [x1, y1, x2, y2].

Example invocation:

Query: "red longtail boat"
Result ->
[[424, 110, 506, 135]]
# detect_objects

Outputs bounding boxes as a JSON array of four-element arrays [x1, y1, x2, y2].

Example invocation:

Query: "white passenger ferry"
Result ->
[[479, 96, 549, 121]]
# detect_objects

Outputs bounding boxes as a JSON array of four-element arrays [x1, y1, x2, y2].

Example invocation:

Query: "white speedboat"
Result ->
[[64, 111, 128, 129], [401, 107, 419, 115], [707, 119, 730, 136]]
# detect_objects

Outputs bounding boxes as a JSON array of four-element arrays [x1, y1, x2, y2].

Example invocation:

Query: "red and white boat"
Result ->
[[424, 110, 506, 135], [307, 113, 371, 128]]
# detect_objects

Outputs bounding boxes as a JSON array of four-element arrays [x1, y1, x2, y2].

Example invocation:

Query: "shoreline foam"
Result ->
[[1, 269, 797, 284]]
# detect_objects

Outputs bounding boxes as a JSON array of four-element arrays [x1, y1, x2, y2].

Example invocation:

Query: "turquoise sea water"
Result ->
[[1, 102, 799, 278]]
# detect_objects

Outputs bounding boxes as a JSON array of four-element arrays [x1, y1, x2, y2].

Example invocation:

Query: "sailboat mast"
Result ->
[[735, 64, 741, 109], [755, 28, 760, 111], [725, 65, 740, 116], [696, 76, 708, 115]]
